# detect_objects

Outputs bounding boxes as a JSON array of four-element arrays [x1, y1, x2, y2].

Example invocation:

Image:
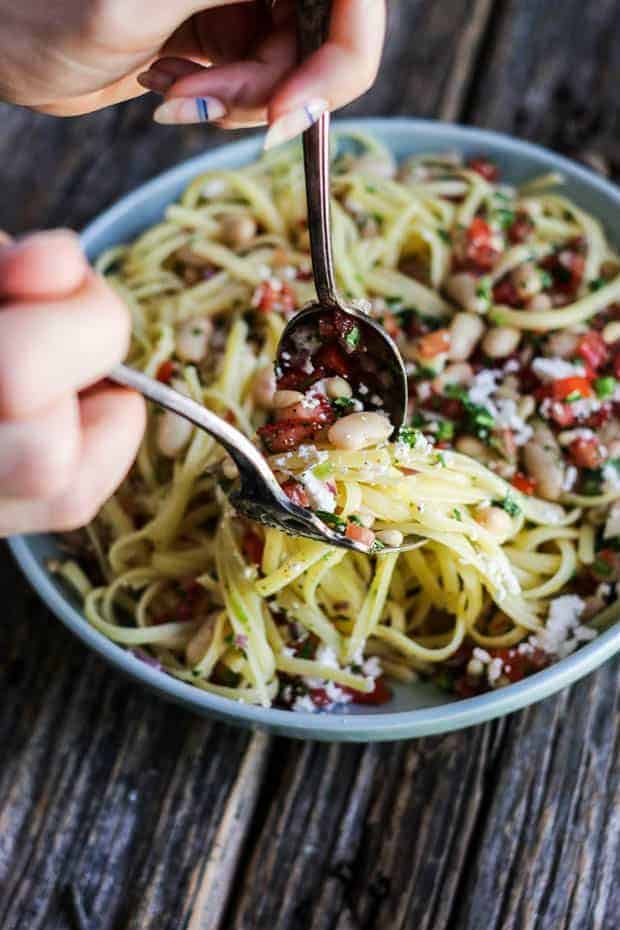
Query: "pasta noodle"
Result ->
[[56, 135, 620, 711]]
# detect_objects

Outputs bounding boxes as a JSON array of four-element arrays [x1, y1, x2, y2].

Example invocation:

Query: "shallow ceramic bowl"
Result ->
[[9, 119, 620, 741]]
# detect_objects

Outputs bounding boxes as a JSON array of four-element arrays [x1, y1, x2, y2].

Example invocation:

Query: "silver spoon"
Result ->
[[110, 364, 423, 555], [274, 0, 409, 431]]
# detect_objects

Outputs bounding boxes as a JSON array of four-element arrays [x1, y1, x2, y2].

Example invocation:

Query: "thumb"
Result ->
[[0, 230, 88, 301]]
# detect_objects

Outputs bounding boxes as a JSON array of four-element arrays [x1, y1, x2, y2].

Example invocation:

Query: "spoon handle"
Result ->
[[296, 0, 339, 308]]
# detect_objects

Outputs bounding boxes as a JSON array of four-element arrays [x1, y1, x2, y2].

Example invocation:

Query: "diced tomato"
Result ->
[[592, 549, 620, 580], [276, 364, 321, 392], [508, 213, 535, 244], [613, 353, 620, 380], [493, 277, 521, 307], [277, 393, 335, 425], [281, 479, 310, 508], [253, 281, 297, 315], [468, 157, 499, 182], [346, 676, 392, 705], [586, 402, 612, 428], [257, 419, 317, 453], [156, 360, 175, 383], [512, 472, 536, 495], [577, 331, 608, 370], [557, 250, 585, 292], [552, 376, 593, 401], [416, 328, 451, 359], [318, 316, 336, 339], [465, 217, 498, 271], [345, 523, 376, 548], [309, 688, 331, 708], [314, 341, 352, 378], [489, 646, 549, 683], [569, 437, 605, 469], [242, 530, 264, 565], [380, 311, 401, 340]]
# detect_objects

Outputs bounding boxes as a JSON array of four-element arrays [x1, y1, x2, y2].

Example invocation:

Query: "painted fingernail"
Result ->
[[137, 70, 175, 94], [153, 97, 227, 125], [263, 99, 329, 150]]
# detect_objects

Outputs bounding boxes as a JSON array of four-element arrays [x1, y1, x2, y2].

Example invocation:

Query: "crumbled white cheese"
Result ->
[[301, 471, 336, 512], [487, 657, 504, 684], [557, 428, 596, 446], [417, 380, 432, 401], [292, 693, 318, 713], [468, 370, 503, 407], [530, 595, 587, 658], [362, 655, 382, 679], [531, 357, 585, 381], [472, 647, 492, 664], [571, 397, 601, 420], [202, 177, 228, 198], [493, 397, 534, 446], [316, 645, 339, 669], [325, 681, 352, 705]]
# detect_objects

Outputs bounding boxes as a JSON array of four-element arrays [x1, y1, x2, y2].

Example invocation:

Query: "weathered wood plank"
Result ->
[[0, 2, 619, 930]]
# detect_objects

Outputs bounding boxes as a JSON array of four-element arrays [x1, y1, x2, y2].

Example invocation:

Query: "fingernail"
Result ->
[[137, 70, 175, 94], [153, 97, 227, 125], [264, 99, 328, 150]]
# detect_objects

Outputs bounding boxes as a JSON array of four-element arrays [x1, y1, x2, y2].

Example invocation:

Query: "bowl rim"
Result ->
[[9, 117, 620, 741]]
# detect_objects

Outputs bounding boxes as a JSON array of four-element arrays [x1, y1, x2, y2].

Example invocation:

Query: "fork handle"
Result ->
[[109, 364, 283, 496], [296, 0, 339, 308]]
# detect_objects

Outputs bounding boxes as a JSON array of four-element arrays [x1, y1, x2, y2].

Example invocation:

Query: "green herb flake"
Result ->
[[593, 557, 612, 577], [345, 326, 361, 349], [476, 278, 492, 301], [436, 420, 454, 441], [540, 269, 554, 290], [594, 376, 616, 399], [589, 278, 604, 292], [315, 511, 347, 531], [331, 396, 356, 415], [438, 229, 451, 244], [452, 508, 463, 522], [312, 461, 333, 480], [435, 452, 447, 467], [398, 426, 423, 449], [498, 492, 521, 517], [565, 390, 583, 403], [347, 514, 363, 526]]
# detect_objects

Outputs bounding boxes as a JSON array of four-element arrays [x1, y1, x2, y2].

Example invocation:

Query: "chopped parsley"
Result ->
[[452, 508, 463, 521], [435, 452, 447, 467], [565, 390, 583, 403], [592, 557, 612, 577], [594, 376, 616, 399], [438, 229, 451, 244], [398, 426, 424, 449], [445, 384, 495, 439], [476, 278, 492, 301], [497, 492, 521, 517], [589, 278, 604, 292], [347, 514, 363, 526], [540, 269, 554, 290], [493, 207, 515, 230], [345, 326, 361, 349], [436, 420, 454, 441], [315, 511, 347, 531], [331, 396, 356, 415], [372, 539, 387, 552]]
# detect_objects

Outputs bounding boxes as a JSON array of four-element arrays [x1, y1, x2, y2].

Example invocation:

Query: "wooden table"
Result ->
[[1, 2, 619, 928]]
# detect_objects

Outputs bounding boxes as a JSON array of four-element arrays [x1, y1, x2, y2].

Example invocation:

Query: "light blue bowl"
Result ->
[[9, 119, 620, 741]]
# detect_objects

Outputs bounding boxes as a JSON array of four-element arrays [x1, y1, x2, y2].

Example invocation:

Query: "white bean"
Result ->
[[523, 424, 564, 500], [252, 365, 276, 408], [157, 379, 193, 458], [327, 412, 393, 451], [510, 261, 543, 301], [602, 321, 620, 344], [474, 505, 513, 541], [546, 330, 579, 358], [375, 529, 404, 547], [482, 326, 521, 359], [432, 362, 473, 393], [272, 389, 305, 410], [325, 377, 353, 399], [175, 317, 212, 363], [517, 395, 535, 421], [220, 213, 257, 249], [455, 436, 492, 463], [448, 312, 485, 360]]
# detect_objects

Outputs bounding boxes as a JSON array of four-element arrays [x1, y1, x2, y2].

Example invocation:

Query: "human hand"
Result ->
[[0, 231, 145, 536], [1, 1, 385, 146]]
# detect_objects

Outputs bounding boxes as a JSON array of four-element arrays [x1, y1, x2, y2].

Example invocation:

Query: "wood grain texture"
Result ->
[[1, 2, 619, 929]]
